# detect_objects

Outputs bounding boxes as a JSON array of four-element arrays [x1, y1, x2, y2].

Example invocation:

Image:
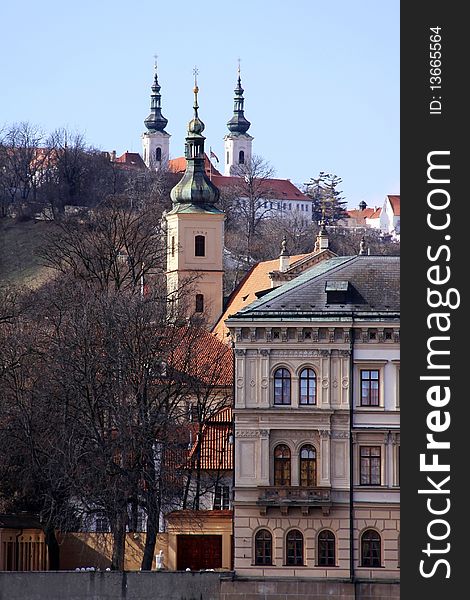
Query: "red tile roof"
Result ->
[[168, 156, 307, 202], [212, 254, 307, 341], [169, 326, 233, 386], [114, 152, 146, 170], [387, 195, 400, 216], [168, 154, 222, 177], [211, 175, 309, 202], [347, 208, 377, 220]]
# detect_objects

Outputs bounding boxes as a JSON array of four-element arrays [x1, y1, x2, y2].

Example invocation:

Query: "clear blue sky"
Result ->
[[1, 0, 399, 208]]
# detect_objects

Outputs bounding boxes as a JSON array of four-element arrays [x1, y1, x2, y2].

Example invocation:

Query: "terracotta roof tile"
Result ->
[[212, 254, 307, 340], [168, 154, 222, 177], [388, 195, 400, 216], [210, 175, 309, 202], [114, 152, 146, 170]]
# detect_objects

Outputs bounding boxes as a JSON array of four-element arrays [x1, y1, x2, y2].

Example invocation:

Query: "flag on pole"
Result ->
[[210, 148, 219, 163]]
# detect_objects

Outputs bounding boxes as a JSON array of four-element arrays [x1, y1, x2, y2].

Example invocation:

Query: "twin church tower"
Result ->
[[141, 63, 253, 176], [143, 64, 252, 328]]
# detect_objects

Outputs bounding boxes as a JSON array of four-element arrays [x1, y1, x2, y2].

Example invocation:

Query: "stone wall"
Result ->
[[0, 572, 400, 600]]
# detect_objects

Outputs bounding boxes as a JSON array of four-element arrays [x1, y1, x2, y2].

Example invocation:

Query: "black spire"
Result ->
[[144, 61, 168, 133], [227, 63, 251, 135], [170, 70, 220, 209]]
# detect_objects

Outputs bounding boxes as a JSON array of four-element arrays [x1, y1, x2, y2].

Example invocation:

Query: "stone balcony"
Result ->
[[257, 486, 332, 515]]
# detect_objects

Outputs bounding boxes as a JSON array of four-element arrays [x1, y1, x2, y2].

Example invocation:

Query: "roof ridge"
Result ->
[[236, 255, 356, 315]]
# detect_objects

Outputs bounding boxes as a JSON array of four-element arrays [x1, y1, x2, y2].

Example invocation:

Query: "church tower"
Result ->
[[224, 65, 253, 175], [166, 74, 225, 328], [142, 61, 170, 170]]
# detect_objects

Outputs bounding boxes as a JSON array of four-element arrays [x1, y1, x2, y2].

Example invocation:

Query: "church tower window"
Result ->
[[155, 147, 162, 161], [195, 294, 204, 313], [238, 150, 245, 164], [195, 235, 205, 257]]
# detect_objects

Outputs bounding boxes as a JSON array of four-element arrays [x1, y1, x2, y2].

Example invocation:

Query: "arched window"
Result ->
[[299, 368, 316, 405], [238, 150, 245, 164], [155, 147, 162, 161], [274, 368, 291, 405], [299, 445, 316, 486], [195, 294, 204, 313], [286, 530, 303, 566], [171, 236, 175, 257], [195, 235, 205, 257], [226, 151, 229, 164], [318, 530, 336, 566], [361, 530, 381, 567], [274, 444, 291, 486], [255, 529, 272, 565]]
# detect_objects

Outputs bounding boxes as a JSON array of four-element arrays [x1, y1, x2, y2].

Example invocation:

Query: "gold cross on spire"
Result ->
[[154, 54, 158, 70], [237, 57, 241, 76], [193, 66, 199, 88]]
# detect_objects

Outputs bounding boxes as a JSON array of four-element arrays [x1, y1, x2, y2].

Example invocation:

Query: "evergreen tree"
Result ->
[[304, 172, 348, 224]]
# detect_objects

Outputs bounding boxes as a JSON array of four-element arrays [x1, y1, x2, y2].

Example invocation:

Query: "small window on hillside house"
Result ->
[[195, 235, 205, 257]]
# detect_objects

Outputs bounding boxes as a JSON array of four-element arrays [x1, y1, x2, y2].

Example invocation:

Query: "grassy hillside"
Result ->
[[0, 219, 57, 288]]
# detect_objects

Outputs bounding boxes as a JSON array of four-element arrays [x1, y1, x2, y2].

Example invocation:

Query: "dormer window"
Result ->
[[325, 281, 350, 304]]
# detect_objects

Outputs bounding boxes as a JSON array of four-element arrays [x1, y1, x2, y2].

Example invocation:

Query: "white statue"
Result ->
[[156, 549, 164, 570]]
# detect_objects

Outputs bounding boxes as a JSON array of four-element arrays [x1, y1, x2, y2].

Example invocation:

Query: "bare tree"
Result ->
[[39, 195, 167, 293], [222, 155, 276, 256], [0, 123, 49, 217]]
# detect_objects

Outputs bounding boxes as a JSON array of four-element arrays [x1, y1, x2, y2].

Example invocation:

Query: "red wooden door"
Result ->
[[176, 535, 222, 570]]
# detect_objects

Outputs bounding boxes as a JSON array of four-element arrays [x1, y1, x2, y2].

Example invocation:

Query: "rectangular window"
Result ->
[[213, 485, 230, 510], [360, 446, 381, 485], [360, 369, 380, 406]]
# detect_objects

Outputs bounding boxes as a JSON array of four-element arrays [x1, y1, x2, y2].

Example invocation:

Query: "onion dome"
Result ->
[[226, 66, 251, 135], [144, 63, 169, 133]]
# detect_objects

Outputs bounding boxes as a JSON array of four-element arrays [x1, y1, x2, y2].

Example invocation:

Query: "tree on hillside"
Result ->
[[304, 172, 348, 225], [0, 123, 49, 217], [221, 155, 276, 257], [39, 195, 167, 293]]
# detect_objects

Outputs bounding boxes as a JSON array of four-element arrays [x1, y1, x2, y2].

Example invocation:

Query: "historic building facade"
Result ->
[[226, 255, 400, 579]]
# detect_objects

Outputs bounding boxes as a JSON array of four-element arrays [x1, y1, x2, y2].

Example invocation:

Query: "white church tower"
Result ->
[[224, 66, 253, 175], [142, 61, 170, 170]]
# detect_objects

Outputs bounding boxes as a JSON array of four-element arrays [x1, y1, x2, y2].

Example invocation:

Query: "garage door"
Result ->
[[176, 534, 222, 571]]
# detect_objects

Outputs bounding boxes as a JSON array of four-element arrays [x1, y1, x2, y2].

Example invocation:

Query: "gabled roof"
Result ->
[[368, 207, 382, 219], [387, 195, 400, 216], [347, 208, 377, 220], [229, 255, 400, 319], [212, 254, 308, 340]]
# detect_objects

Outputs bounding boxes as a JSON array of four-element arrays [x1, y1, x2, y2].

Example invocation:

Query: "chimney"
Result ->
[[111, 150, 116, 162]]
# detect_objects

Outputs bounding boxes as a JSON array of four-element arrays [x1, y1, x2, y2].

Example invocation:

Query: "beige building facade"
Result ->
[[226, 255, 400, 580]]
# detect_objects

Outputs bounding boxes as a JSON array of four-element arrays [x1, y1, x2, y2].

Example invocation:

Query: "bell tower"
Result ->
[[224, 63, 253, 175], [142, 58, 170, 170], [166, 71, 225, 328]]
